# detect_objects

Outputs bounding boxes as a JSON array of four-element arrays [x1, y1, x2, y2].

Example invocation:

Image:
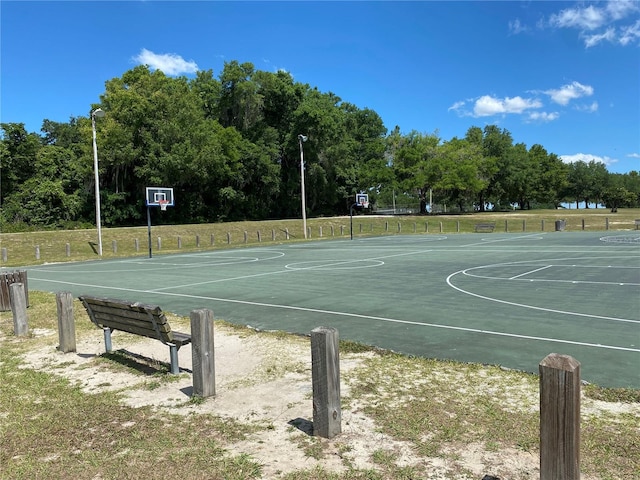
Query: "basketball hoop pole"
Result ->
[[349, 203, 357, 240], [147, 205, 153, 258]]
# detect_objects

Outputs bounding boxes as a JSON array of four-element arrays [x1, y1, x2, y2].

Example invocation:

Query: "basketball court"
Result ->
[[24, 230, 640, 388]]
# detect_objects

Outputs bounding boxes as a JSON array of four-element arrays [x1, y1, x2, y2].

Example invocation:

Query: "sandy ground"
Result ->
[[14, 324, 637, 480]]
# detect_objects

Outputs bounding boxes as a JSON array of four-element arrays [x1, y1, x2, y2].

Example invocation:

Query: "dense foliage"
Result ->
[[2, 62, 639, 230]]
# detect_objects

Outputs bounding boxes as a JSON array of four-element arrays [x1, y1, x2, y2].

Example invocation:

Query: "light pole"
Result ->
[[91, 108, 105, 256], [298, 134, 308, 239]]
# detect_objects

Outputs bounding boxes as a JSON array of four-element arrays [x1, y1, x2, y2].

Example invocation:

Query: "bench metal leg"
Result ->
[[169, 345, 180, 374], [103, 327, 113, 352]]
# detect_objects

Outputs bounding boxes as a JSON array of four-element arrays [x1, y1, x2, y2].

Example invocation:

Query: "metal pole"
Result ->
[[350, 203, 356, 240], [298, 135, 308, 239], [147, 206, 153, 258], [91, 109, 104, 256]]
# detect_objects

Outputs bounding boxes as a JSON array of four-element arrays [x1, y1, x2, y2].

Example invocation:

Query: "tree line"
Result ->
[[2, 61, 639, 231]]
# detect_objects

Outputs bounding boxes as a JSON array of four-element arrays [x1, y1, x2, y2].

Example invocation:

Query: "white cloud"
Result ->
[[576, 101, 599, 113], [527, 1, 640, 47], [544, 81, 594, 106], [628, 153, 640, 159], [473, 95, 541, 117], [549, 5, 606, 31], [619, 19, 640, 45], [584, 27, 617, 47], [527, 111, 560, 123], [560, 153, 617, 167], [133, 48, 198, 76], [508, 18, 528, 35]]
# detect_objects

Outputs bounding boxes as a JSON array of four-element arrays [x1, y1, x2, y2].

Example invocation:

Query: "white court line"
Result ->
[[447, 270, 640, 325], [461, 232, 546, 247], [509, 265, 553, 280], [153, 249, 431, 291], [29, 277, 640, 353]]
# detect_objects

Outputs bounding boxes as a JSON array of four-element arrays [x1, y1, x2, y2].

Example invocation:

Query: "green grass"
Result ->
[[2, 209, 639, 267]]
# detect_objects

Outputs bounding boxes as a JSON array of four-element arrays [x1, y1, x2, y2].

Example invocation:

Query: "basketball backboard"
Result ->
[[145, 187, 174, 207], [355, 193, 369, 208]]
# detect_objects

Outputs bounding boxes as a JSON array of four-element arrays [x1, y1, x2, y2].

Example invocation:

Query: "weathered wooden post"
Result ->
[[307, 226, 311, 239], [505, 219, 508, 232], [425, 222, 429, 233], [285, 228, 290, 240], [331, 225, 335, 236], [523, 219, 526, 232], [35, 245, 40, 260], [539, 353, 581, 480], [157, 237, 162, 250], [134, 238, 139, 252], [272, 229, 276, 241], [66, 243, 71, 257], [56, 291, 76, 353], [319, 226, 323, 237], [605, 217, 609, 230], [210, 233, 215, 246], [178, 236, 182, 249], [191, 309, 215, 398], [311, 326, 341, 439], [340, 225, 344, 236], [439, 222, 443, 233], [112, 240, 117, 253], [257, 230, 261, 242], [582, 219, 585, 231], [243, 231, 248, 243], [227, 232, 231, 244], [1, 247, 7, 262], [10, 282, 28, 336], [542, 219, 545, 231]]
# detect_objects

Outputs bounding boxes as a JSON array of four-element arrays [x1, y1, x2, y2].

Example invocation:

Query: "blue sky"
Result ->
[[2, 1, 639, 173]]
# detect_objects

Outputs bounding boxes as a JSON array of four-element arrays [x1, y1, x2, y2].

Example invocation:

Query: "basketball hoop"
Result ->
[[159, 200, 169, 211]]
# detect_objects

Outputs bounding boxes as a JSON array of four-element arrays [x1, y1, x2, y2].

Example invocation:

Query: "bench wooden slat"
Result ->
[[88, 304, 173, 333]]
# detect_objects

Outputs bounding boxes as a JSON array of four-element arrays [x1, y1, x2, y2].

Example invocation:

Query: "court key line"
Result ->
[[446, 270, 640, 325], [29, 276, 640, 353]]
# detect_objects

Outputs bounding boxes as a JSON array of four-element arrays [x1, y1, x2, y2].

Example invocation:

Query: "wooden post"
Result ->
[[10, 283, 28, 336], [605, 217, 609, 230], [523, 219, 526, 232], [157, 237, 162, 250], [439, 222, 443, 233], [505, 219, 508, 232], [311, 326, 341, 439], [359, 223, 362, 234], [331, 225, 334, 236], [191, 309, 215, 398], [385, 221, 388, 231], [542, 219, 545, 231], [178, 236, 182, 249], [272, 229, 276, 241], [134, 238, 139, 252], [56, 291, 76, 353], [196, 235, 200, 247], [227, 232, 231, 244], [244, 231, 248, 243], [0, 270, 29, 311], [539, 353, 581, 480], [210, 234, 215, 246], [1, 247, 7, 262], [397, 222, 401, 233], [319, 226, 323, 237], [307, 226, 311, 239], [112, 240, 117, 253], [66, 243, 71, 257], [582, 219, 585, 231], [340, 225, 344, 236], [285, 228, 290, 240], [426, 222, 429, 233], [257, 230, 261, 242], [456, 221, 459, 233], [35, 245, 40, 260]]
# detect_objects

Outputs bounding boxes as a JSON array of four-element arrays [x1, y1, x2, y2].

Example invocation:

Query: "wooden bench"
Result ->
[[474, 222, 496, 232], [79, 295, 191, 374]]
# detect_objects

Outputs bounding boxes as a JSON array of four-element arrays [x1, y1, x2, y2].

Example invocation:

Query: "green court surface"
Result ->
[[22, 231, 640, 388]]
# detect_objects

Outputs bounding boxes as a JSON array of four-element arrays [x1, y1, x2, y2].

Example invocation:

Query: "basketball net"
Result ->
[[159, 200, 169, 211]]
